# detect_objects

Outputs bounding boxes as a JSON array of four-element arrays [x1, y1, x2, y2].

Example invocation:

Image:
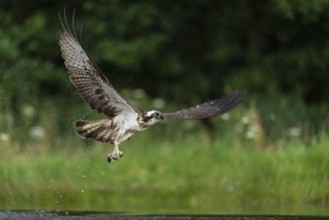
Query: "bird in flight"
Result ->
[[58, 13, 246, 163]]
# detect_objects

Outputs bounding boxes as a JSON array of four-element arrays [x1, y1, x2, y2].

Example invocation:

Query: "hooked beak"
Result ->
[[158, 114, 164, 120]]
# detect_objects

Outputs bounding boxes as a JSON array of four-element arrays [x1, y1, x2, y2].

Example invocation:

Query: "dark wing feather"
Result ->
[[58, 12, 136, 118], [162, 91, 246, 120]]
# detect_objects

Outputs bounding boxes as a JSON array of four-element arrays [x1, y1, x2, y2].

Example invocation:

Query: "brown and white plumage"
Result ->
[[58, 13, 135, 119], [58, 12, 246, 163]]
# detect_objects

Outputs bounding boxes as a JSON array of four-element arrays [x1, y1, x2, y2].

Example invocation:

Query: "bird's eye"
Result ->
[[153, 112, 157, 117]]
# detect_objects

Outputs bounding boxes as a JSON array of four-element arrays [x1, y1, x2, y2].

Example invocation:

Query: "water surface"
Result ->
[[0, 211, 327, 220]]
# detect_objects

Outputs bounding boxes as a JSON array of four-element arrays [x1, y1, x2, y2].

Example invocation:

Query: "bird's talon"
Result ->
[[107, 151, 123, 163], [107, 155, 114, 163]]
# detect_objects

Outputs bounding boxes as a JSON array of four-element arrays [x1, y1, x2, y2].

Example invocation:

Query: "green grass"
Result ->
[[0, 132, 329, 215]]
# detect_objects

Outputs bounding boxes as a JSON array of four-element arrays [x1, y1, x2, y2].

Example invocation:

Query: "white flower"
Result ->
[[22, 104, 35, 118], [29, 126, 46, 140], [241, 116, 249, 124], [221, 113, 230, 120], [246, 130, 255, 139], [132, 89, 146, 99], [287, 127, 301, 137], [0, 133, 10, 142], [151, 98, 165, 109]]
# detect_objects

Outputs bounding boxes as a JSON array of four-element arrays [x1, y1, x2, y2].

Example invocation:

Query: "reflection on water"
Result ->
[[0, 211, 327, 220], [0, 211, 329, 220]]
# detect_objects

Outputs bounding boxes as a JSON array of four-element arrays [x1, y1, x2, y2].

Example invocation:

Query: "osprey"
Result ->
[[58, 14, 246, 163]]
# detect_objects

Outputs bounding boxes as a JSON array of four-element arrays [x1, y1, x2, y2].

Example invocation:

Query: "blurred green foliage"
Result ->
[[0, 0, 329, 145], [1, 134, 329, 214]]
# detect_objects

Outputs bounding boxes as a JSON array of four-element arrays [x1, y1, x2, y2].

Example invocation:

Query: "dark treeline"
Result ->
[[1, 1, 329, 143], [1, 1, 329, 103]]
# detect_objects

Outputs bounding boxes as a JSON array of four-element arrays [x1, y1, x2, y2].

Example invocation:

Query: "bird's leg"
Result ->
[[107, 142, 123, 163]]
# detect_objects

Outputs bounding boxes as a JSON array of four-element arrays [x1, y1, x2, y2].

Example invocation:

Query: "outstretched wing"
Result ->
[[58, 12, 136, 118], [162, 91, 246, 120]]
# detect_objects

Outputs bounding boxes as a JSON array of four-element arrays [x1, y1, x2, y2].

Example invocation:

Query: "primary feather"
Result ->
[[58, 13, 136, 118], [162, 91, 246, 120]]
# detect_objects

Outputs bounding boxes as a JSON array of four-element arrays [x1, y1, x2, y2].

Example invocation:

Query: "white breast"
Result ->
[[113, 112, 141, 143]]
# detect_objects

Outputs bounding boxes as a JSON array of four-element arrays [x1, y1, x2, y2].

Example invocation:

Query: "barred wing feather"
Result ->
[[58, 14, 136, 118], [162, 91, 246, 120]]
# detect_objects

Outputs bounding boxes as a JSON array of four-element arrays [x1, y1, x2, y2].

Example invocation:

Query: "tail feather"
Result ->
[[75, 119, 116, 143]]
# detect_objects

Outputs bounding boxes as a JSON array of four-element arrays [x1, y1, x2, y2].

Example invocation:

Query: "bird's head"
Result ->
[[139, 110, 163, 127]]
